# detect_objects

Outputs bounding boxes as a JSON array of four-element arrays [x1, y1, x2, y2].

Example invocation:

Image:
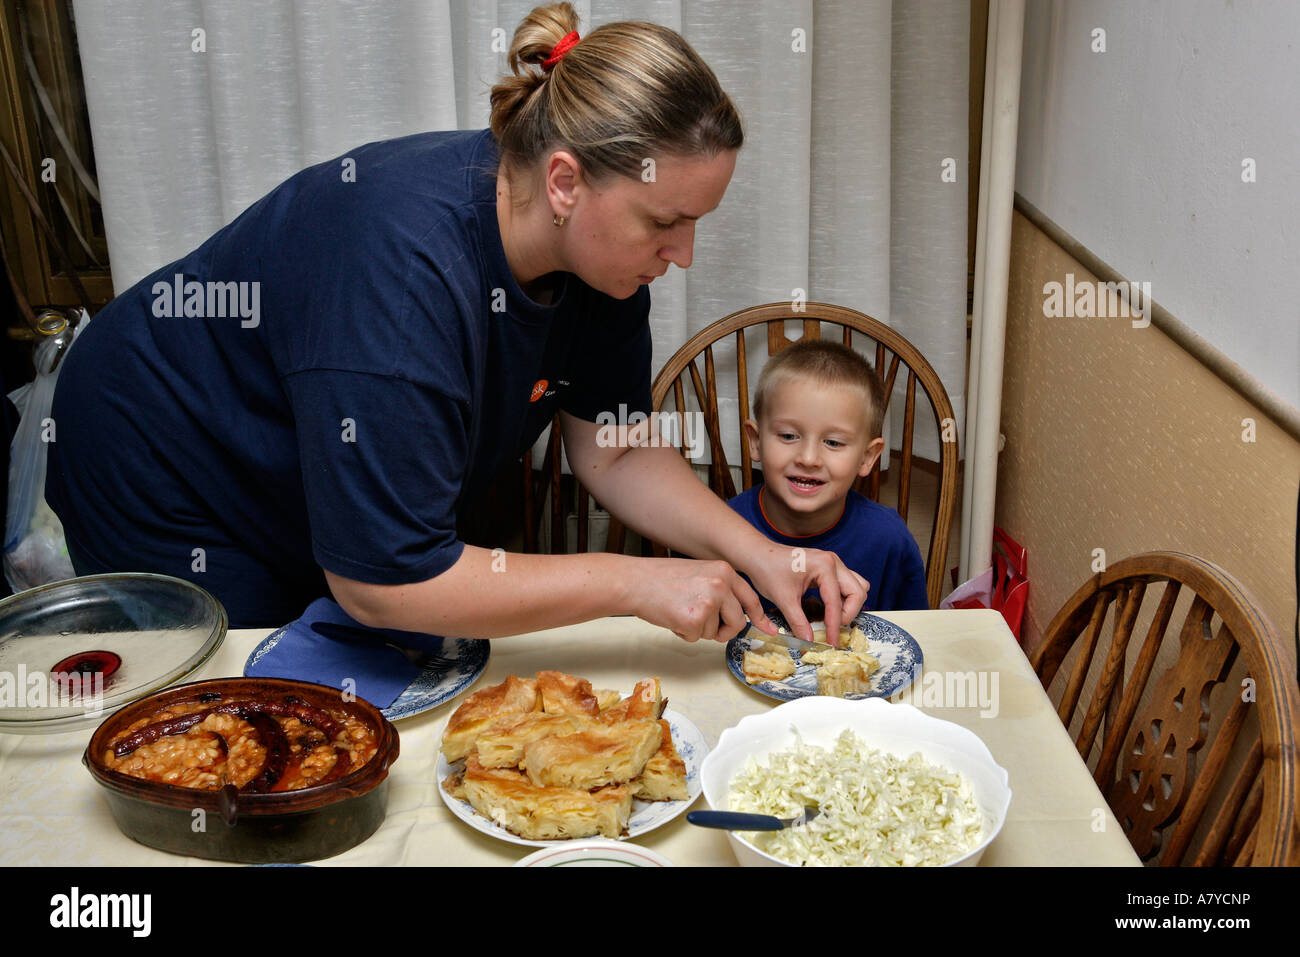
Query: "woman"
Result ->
[[47, 4, 866, 643]]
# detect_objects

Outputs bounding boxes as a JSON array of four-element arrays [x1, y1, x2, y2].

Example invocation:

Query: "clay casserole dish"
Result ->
[[84, 676, 400, 863]]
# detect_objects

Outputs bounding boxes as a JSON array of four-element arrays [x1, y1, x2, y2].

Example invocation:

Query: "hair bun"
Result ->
[[506, 2, 581, 76], [490, 3, 743, 183]]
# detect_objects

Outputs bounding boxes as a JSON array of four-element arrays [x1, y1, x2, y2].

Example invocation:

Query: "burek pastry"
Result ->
[[536, 670, 600, 717], [440, 675, 541, 762], [521, 719, 663, 790], [457, 756, 633, 841], [630, 718, 689, 801], [441, 671, 688, 841]]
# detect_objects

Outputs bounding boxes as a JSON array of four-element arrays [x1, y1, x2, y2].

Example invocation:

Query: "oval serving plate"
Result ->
[[436, 706, 705, 848], [725, 610, 922, 702], [245, 628, 489, 721]]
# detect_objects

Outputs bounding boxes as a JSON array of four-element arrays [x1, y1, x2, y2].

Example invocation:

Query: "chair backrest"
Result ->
[[520, 415, 628, 555], [649, 301, 958, 607], [1030, 551, 1300, 866]]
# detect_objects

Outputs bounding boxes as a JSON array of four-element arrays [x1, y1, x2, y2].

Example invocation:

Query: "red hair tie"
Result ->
[[542, 31, 580, 71]]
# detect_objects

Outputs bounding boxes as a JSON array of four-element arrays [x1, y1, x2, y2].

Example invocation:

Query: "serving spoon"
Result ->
[[686, 807, 821, 831]]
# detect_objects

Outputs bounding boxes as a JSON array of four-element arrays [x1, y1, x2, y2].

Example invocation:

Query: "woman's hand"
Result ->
[[740, 545, 869, 644], [558, 415, 866, 642], [622, 558, 775, 644]]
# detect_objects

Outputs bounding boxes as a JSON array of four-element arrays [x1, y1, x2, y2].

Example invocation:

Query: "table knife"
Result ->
[[744, 625, 840, 654]]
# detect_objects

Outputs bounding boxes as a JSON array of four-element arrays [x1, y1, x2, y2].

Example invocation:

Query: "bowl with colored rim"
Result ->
[[514, 840, 674, 867]]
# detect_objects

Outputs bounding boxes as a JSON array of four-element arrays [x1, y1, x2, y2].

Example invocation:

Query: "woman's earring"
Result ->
[[553, 214, 567, 227]]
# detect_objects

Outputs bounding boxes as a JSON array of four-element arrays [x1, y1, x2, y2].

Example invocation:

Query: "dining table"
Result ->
[[0, 608, 1142, 867]]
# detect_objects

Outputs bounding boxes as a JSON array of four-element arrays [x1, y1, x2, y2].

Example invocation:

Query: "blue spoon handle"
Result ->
[[687, 810, 787, 831]]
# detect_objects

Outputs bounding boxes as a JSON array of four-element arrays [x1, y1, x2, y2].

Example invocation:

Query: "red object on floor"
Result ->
[[945, 527, 1029, 641]]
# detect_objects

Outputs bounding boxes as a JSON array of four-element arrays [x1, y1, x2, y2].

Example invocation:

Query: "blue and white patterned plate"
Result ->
[[244, 627, 490, 721], [725, 610, 923, 702], [436, 706, 705, 848]]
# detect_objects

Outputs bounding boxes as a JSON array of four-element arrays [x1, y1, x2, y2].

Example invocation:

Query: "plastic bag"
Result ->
[[941, 527, 1029, 640], [4, 312, 88, 592]]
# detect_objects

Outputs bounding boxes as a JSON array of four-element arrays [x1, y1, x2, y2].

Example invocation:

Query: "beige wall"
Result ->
[[998, 211, 1298, 668]]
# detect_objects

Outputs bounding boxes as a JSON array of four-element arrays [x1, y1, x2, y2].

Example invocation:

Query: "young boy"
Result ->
[[728, 338, 929, 612]]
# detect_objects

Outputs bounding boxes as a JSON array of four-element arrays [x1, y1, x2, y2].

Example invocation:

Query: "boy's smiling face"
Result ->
[[744, 377, 885, 537]]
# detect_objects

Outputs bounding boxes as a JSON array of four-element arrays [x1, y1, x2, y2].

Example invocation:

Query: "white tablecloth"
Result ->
[[0, 609, 1141, 866]]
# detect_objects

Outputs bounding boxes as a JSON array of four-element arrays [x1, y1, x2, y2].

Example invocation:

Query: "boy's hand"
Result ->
[[742, 546, 868, 645]]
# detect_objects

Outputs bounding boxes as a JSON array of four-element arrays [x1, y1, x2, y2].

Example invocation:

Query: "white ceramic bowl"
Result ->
[[514, 840, 674, 867], [701, 697, 1012, 867]]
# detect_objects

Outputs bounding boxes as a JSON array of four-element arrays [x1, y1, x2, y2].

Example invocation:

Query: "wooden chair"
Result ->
[[1031, 551, 1300, 866], [643, 301, 959, 607], [521, 414, 628, 555]]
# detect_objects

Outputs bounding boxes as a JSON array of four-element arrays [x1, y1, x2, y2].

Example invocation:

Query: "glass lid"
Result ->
[[0, 573, 226, 734]]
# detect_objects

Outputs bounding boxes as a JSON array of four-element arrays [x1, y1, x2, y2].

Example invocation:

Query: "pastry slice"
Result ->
[[801, 648, 881, 697], [597, 677, 663, 723], [461, 757, 632, 841], [846, 626, 873, 655], [742, 647, 797, 684], [473, 712, 591, 769], [521, 719, 663, 790], [593, 688, 623, 711], [800, 624, 870, 650], [630, 718, 689, 802], [442, 770, 467, 801], [536, 670, 600, 717], [441, 674, 541, 761]]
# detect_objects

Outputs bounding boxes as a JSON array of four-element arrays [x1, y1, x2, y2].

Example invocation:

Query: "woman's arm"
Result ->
[[326, 547, 764, 642], [327, 414, 866, 643], [559, 413, 868, 641]]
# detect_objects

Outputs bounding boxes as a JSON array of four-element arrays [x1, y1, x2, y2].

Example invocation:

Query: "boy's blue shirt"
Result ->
[[728, 485, 929, 612]]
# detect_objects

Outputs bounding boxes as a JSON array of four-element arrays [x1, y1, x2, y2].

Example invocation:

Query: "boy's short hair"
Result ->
[[752, 339, 887, 440]]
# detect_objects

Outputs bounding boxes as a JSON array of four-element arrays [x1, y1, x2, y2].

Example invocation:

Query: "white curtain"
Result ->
[[72, 0, 968, 464]]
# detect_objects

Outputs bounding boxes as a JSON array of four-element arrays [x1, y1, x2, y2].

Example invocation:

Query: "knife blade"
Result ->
[[744, 624, 840, 655]]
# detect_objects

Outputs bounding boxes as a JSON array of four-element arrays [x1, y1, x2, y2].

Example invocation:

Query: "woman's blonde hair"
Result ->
[[490, 3, 743, 182]]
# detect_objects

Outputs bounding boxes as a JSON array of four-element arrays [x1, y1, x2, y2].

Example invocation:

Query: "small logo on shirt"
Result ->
[[530, 380, 548, 402]]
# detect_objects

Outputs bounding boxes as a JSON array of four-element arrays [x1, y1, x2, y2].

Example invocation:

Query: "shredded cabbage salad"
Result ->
[[728, 728, 984, 866]]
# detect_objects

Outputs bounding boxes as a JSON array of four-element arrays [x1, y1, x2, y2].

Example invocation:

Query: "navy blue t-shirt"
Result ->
[[47, 130, 652, 626], [728, 486, 929, 612]]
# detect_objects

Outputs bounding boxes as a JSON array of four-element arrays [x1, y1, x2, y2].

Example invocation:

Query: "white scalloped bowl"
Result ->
[[701, 697, 1012, 867]]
